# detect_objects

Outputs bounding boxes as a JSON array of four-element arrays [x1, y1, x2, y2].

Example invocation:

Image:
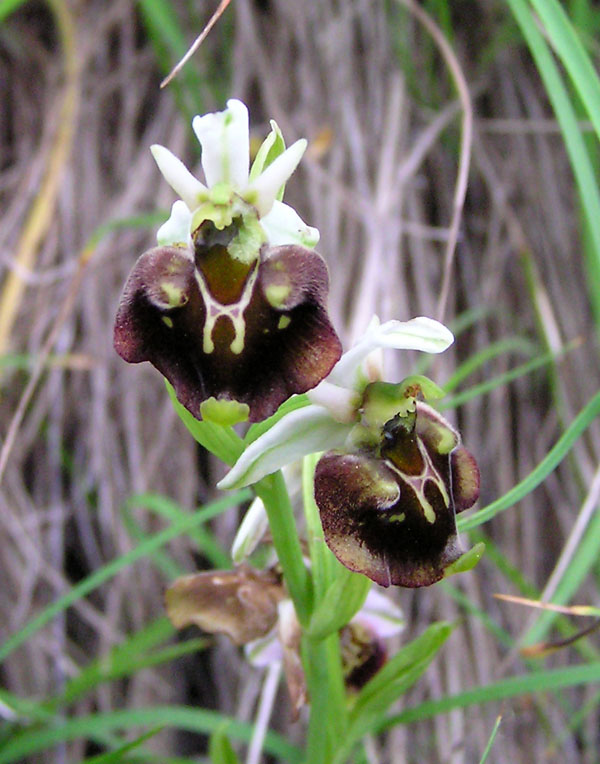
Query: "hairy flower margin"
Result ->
[[114, 100, 342, 423]]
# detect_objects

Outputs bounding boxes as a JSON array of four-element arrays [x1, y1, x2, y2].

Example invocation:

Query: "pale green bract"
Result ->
[[150, 98, 320, 250], [218, 316, 454, 490]]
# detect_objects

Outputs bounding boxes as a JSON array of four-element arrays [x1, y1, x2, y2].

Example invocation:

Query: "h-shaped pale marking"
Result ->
[[385, 437, 450, 524], [194, 262, 259, 355]]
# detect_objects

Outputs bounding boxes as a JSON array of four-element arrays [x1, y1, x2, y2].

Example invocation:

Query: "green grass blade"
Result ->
[[350, 622, 453, 720], [478, 716, 503, 764], [439, 580, 513, 648], [57, 634, 210, 708], [136, 0, 205, 119], [334, 623, 452, 763], [440, 341, 576, 411], [0, 706, 301, 764], [529, 0, 600, 140], [86, 212, 167, 247], [458, 389, 600, 531], [442, 336, 537, 393], [523, 505, 600, 645], [84, 758, 203, 764], [0, 491, 249, 663], [55, 617, 174, 706], [473, 532, 599, 662], [0, 0, 27, 22], [81, 727, 163, 764], [209, 727, 241, 764], [505, 0, 600, 319], [378, 660, 600, 729], [123, 492, 230, 573]]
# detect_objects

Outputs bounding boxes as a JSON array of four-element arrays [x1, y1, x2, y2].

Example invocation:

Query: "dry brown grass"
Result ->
[[1, 1, 599, 762]]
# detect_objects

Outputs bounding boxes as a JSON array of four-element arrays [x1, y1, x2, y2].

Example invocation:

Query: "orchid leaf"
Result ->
[[334, 622, 452, 763], [209, 727, 241, 764], [307, 571, 371, 641]]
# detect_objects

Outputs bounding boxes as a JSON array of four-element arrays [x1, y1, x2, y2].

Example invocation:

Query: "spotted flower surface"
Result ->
[[114, 100, 341, 422], [314, 394, 480, 588]]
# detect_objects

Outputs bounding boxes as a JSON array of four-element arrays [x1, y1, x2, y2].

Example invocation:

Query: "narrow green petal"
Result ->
[[245, 139, 307, 217], [249, 119, 286, 182]]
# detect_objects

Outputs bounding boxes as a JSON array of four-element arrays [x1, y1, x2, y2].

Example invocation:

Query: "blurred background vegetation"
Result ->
[[1, 0, 600, 762]]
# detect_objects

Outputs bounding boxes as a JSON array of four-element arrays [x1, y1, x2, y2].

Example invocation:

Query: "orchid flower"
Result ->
[[113, 100, 341, 423], [220, 316, 481, 588]]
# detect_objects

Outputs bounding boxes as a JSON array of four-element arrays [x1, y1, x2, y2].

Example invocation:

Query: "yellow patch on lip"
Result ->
[[230, 330, 245, 355], [160, 282, 187, 307], [387, 512, 406, 523], [265, 284, 291, 308], [277, 315, 291, 330]]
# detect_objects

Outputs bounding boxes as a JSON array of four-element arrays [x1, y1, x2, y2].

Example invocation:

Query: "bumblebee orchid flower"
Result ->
[[219, 316, 481, 588], [314, 387, 480, 588], [114, 99, 341, 423]]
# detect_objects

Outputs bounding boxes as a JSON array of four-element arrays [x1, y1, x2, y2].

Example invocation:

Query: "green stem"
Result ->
[[302, 453, 335, 599], [301, 454, 348, 764], [303, 633, 347, 764], [254, 471, 313, 626]]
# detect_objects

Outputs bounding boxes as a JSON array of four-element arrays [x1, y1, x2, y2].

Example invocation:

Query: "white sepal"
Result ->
[[329, 317, 454, 386], [306, 380, 359, 423], [218, 405, 349, 490], [150, 144, 207, 210], [156, 200, 193, 247], [192, 98, 249, 189]]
